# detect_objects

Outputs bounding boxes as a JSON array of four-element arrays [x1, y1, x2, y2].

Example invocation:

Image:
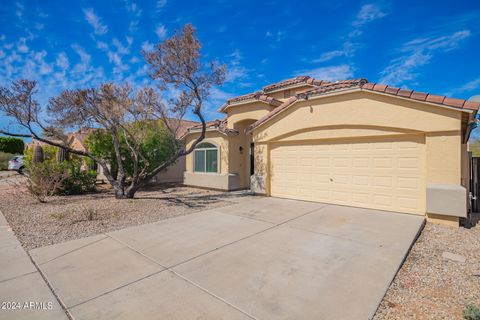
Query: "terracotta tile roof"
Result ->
[[247, 79, 480, 132], [219, 93, 283, 113], [298, 79, 368, 98], [219, 76, 327, 113], [187, 119, 239, 136], [362, 82, 480, 110], [262, 75, 325, 92], [227, 91, 262, 103]]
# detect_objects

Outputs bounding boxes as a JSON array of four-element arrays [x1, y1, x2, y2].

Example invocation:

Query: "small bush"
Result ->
[[26, 162, 69, 203], [0, 137, 24, 154], [0, 152, 14, 170], [464, 304, 480, 320], [25, 159, 96, 202], [60, 161, 97, 195]]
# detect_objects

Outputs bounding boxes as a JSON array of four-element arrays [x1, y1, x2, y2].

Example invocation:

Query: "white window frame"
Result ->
[[193, 142, 219, 173]]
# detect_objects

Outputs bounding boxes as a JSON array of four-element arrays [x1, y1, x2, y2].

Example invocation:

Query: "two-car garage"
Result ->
[[269, 135, 426, 215], [248, 87, 475, 225]]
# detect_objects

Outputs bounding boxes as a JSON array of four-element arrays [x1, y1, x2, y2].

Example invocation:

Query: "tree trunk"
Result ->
[[113, 182, 127, 199], [125, 181, 141, 199]]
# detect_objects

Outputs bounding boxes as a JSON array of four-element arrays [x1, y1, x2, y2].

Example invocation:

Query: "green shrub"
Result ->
[[24, 144, 57, 166], [464, 304, 480, 320], [60, 160, 97, 195], [26, 162, 69, 202], [85, 121, 176, 179], [26, 158, 96, 201], [0, 137, 24, 154], [0, 152, 14, 170]]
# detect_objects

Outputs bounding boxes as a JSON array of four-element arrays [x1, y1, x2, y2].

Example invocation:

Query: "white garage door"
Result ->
[[270, 135, 425, 214]]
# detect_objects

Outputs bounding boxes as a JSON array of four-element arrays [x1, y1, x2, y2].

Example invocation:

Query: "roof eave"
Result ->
[[219, 99, 278, 113], [247, 87, 476, 134], [362, 89, 476, 114], [263, 82, 316, 94]]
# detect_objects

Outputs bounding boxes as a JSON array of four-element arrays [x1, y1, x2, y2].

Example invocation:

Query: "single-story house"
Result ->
[[184, 76, 480, 226]]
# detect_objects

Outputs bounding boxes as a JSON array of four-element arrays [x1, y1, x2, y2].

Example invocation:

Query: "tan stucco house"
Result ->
[[184, 76, 479, 226]]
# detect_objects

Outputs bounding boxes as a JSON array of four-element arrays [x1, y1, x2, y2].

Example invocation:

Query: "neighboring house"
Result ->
[[28, 119, 198, 184], [66, 120, 199, 184], [183, 76, 480, 226]]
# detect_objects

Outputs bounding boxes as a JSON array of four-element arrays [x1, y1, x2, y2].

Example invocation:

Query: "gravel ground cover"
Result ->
[[0, 179, 240, 250], [374, 220, 480, 319]]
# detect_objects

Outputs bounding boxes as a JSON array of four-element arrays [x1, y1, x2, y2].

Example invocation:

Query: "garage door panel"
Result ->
[[270, 136, 425, 214]]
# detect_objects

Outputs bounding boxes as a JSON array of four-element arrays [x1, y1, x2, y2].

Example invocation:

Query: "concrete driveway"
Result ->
[[29, 196, 424, 320]]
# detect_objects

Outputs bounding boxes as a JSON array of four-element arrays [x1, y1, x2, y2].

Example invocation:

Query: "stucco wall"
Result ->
[[253, 91, 462, 142], [251, 91, 465, 218], [185, 131, 229, 174], [150, 157, 186, 183], [226, 103, 274, 128]]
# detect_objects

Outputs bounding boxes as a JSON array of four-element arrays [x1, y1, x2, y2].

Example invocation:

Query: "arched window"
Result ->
[[194, 142, 218, 173]]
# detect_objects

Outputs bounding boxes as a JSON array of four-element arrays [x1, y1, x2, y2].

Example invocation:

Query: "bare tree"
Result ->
[[0, 24, 226, 199]]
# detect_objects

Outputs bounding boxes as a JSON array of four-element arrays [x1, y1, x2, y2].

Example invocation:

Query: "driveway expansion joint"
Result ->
[[27, 251, 74, 320], [67, 269, 166, 310], [0, 270, 38, 284], [37, 235, 109, 266], [103, 232, 258, 319]]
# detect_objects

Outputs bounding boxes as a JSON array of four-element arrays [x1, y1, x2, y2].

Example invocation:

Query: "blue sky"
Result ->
[[0, 0, 479, 135]]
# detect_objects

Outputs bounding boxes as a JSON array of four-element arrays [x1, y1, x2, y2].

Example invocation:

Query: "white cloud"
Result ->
[[379, 30, 471, 85], [15, 1, 25, 20], [71, 44, 90, 63], [112, 38, 130, 55], [204, 87, 235, 118], [352, 4, 387, 27], [141, 41, 154, 52], [458, 78, 480, 93], [124, 0, 143, 32], [55, 52, 69, 70], [157, 0, 167, 10], [155, 24, 167, 39], [265, 30, 286, 42], [313, 41, 358, 63], [83, 8, 108, 35], [448, 78, 480, 96], [313, 4, 385, 64], [297, 64, 355, 81], [17, 37, 29, 53], [225, 50, 249, 84], [96, 40, 109, 51]]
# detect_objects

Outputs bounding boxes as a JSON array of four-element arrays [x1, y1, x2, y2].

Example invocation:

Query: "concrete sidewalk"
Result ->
[[0, 210, 68, 320], [26, 197, 424, 320]]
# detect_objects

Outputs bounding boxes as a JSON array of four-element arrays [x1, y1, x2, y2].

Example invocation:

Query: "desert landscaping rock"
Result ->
[[374, 222, 480, 319], [442, 251, 467, 263], [0, 180, 240, 250]]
